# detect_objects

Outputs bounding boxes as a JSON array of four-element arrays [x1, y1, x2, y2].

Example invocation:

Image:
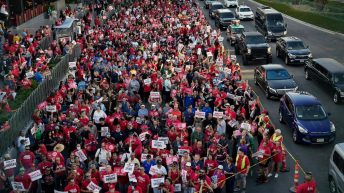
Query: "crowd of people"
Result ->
[[0, 0, 318, 193]]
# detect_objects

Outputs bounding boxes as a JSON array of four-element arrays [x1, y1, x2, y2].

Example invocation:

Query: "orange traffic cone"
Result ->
[[289, 160, 299, 192]]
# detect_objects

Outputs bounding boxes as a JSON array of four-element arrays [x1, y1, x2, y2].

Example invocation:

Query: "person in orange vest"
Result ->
[[234, 148, 250, 193], [296, 172, 317, 193], [270, 129, 289, 172]]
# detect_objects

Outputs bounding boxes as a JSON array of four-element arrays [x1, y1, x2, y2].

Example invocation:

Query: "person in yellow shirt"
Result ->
[[13, 33, 21, 44]]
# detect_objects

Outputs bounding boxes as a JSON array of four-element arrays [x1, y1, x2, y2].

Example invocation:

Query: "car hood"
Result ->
[[267, 79, 297, 89], [221, 17, 235, 21], [288, 49, 311, 55], [239, 11, 254, 15], [247, 43, 269, 48], [298, 119, 331, 133]]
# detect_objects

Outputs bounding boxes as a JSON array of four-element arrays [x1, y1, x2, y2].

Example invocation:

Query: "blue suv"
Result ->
[[279, 92, 336, 144]]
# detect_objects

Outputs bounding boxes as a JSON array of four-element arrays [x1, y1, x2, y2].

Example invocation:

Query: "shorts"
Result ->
[[259, 158, 270, 168]]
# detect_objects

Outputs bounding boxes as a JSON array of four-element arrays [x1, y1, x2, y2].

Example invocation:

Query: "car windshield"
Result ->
[[333, 73, 344, 84], [231, 27, 244, 34], [212, 5, 223, 9], [266, 69, 291, 80], [267, 14, 284, 27], [221, 12, 234, 18], [246, 35, 266, 44], [296, 105, 327, 120], [287, 41, 306, 50], [239, 8, 251, 12]]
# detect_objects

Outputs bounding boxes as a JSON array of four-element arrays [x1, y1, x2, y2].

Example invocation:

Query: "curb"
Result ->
[[247, 0, 344, 38]]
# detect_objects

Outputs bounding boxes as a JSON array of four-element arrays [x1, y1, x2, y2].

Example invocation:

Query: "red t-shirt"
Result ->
[[20, 151, 35, 169], [127, 185, 142, 193], [296, 180, 317, 193], [135, 173, 150, 193], [236, 155, 250, 174], [64, 184, 80, 193], [15, 174, 31, 189]]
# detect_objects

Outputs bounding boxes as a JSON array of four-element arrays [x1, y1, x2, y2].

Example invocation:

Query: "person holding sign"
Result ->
[[64, 178, 80, 193], [134, 167, 150, 193], [14, 168, 31, 192], [80, 172, 99, 193], [127, 178, 142, 193], [19, 146, 35, 169]]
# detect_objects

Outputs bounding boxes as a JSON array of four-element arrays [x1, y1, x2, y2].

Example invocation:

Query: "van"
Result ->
[[255, 6, 287, 41], [329, 143, 344, 193]]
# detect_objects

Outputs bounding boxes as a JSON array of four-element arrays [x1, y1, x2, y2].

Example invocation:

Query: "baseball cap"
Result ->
[[186, 162, 191, 167], [218, 165, 223, 170]]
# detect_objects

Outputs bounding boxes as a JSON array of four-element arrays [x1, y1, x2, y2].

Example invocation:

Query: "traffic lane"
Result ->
[[199, 2, 342, 192], [244, 0, 344, 63]]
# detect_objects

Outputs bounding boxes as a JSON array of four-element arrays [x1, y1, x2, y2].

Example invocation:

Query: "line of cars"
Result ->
[[203, 0, 344, 146]]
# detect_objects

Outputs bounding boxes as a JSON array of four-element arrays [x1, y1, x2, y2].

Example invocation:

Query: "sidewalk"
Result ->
[[9, 13, 54, 35]]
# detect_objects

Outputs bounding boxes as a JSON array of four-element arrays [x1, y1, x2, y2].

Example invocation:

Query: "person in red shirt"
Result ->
[[211, 165, 226, 193], [256, 141, 271, 183], [235, 148, 250, 192], [14, 168, 32, 191], [80, 172, 99, 193], [296, 172, 317, 193], [127, 179, 142, 193], [161, 178, 174, 193], [19, 146, 35, 169], [195, 169, 213, 193], [135, 167, 150, 193], [106, 184, 120, 193], [64, 179, 80, 193], [38, 154, 53, 174], [269, 141, 283, 179]]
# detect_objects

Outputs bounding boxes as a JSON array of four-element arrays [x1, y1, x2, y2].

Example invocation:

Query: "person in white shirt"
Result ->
[[95, 143, 111, 165], [150, 159, 168, 193], [93, 106, 107, 124]]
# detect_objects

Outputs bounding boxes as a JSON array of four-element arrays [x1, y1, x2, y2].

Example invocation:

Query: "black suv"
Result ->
[[276, 37, 312, 65], [254, 64, 298, 99], [234, 32, 272, 65], [209, 2, 225, 18], [305, 58, 344, 104], [214, 9, 236, 30]]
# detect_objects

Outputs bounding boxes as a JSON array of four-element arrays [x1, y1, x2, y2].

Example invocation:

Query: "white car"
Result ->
[[235, 5, 254, 20], [223, 0, 238, 8]]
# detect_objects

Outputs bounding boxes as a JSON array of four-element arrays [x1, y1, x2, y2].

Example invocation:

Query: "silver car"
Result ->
[[329, 143, 344, 193]]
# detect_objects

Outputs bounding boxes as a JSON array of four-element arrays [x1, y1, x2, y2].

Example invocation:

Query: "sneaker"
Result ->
[[267, 173, 273, 177], [275, 173, 279, 178]]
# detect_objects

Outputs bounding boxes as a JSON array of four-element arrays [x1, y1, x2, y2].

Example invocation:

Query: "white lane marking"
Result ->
[[246, 0, 344, 37]]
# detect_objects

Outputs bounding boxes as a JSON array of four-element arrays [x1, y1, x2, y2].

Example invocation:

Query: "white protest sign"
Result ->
[[4, 159, 17, 170], [141, 154, 153, 162], [177, 44, 184, 52], [128, 174, 136, 182], [123, 163, 135, 174], [151, 177, 165, 188], [101, 127, 109, 137], [174, 183, 182, 192], [181, 170, 188, 183], [46, 105, 57, 112], [158, 137, 169, 145], [99, 167, 106, 172], [103, 173, 117, 183], [213, 111, 224, 119], [151, 140, 166, 149], [11, 181, 25, 191], [144, 78, 152, 85], [87, 181, 101, 191], [24, 137, 30, 146], [75, 150, 87, 162], [139, 132, 149, 141], [150, 92, 160, 99], [25, 71, 35, 78], [195, 111, 205, 119], [178, 148, 190, 156], [28, 170, 42, 181], [240, 123, 251, 131], [69, 62, 77, 68]]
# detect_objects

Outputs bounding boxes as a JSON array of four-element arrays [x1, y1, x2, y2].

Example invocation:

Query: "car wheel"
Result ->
[[292, 129, 300, 144], [334, 92, 340, 104], [235, 45, 239, 55], [242, 55, 248, 65], [265, 87, 270, 99], [279, 110, 284, 123], [285, 56, 289, 65], [329, 176, 338, 193], [305, 69, 310, 80], [276, 48, 280, 58]]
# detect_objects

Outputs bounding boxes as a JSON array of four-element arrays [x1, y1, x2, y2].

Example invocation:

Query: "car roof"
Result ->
[[230, 24, 244, 28], [313, 58, 344, 73], [261, 64, 285, 70], [217, 9, 232, 13], [280, 36, 302, 42], [257, 6, 280, 14], [286, 92, 321, 106], [243, 31, 263, 36], [238, 5, 250, 9]]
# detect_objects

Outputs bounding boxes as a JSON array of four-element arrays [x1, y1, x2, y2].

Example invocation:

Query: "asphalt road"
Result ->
[[199, 0, 344, 192]]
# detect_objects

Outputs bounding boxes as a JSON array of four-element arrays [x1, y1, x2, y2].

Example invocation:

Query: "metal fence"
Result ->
[[38, 35, 53, 50], [0, 44, 81, 155]]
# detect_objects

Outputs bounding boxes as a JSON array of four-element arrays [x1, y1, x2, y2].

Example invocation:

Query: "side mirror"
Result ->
[[290, 75, 294, 78], [285, 23, 288, 28], [306, 45, 309, 48], [327, 112, 332, 116]]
